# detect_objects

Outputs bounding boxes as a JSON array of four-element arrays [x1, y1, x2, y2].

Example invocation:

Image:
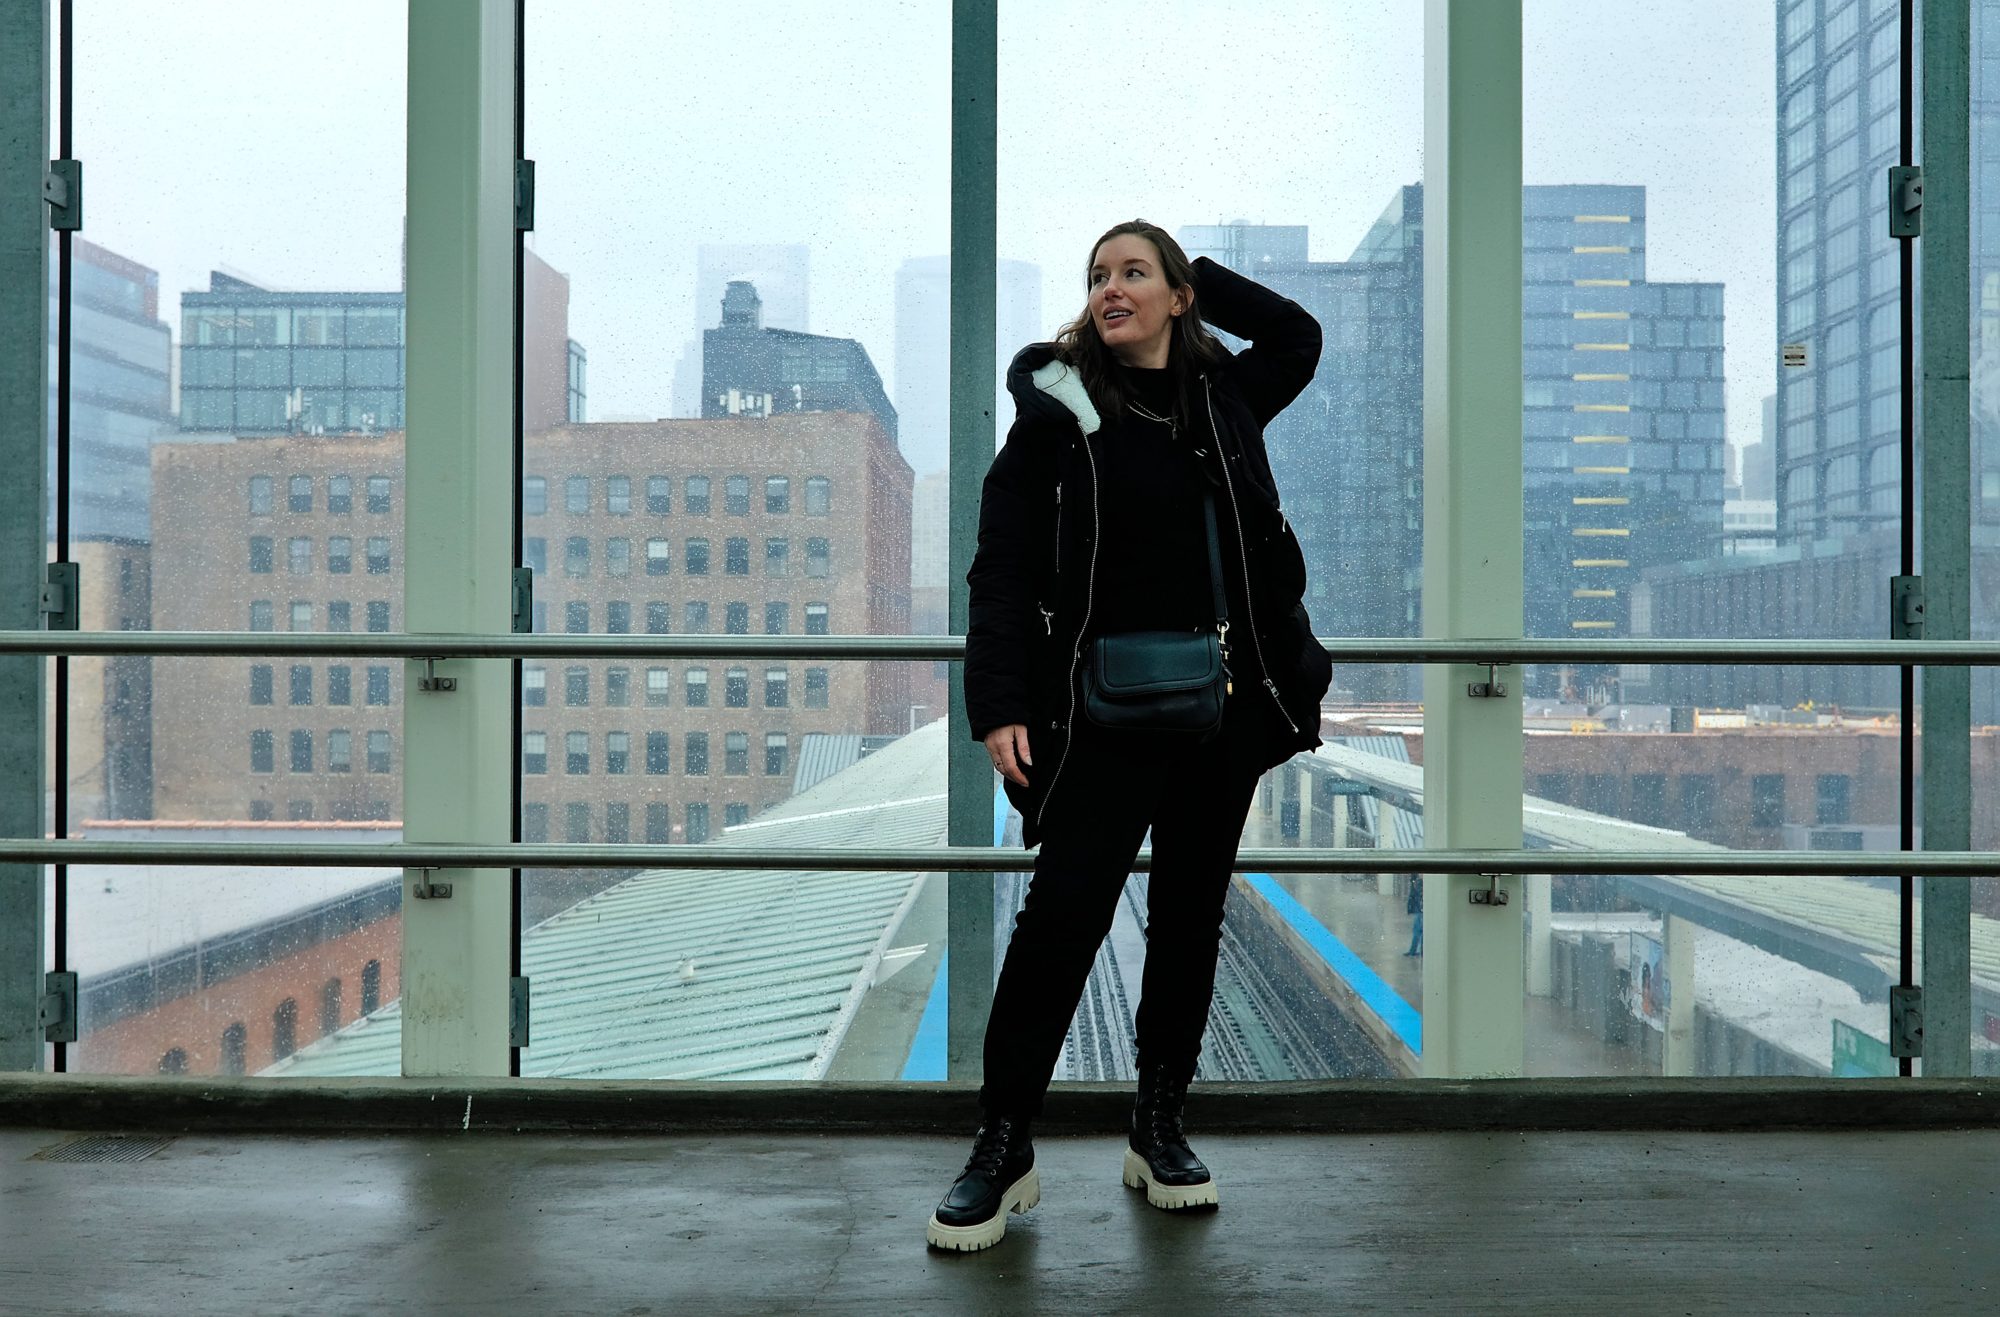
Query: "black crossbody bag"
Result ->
[[1081, 491, 1232, 741]]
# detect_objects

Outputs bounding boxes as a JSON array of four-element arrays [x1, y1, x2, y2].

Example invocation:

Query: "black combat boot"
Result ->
[[925, 1115, 1040, 1251], [1123, 1063, 1219, 1210]]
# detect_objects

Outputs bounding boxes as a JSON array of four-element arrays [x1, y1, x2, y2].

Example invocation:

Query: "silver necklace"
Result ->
[[1128, 400, 1177, 438]]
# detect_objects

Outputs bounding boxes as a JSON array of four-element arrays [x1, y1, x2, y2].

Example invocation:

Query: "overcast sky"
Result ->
[[71, 0, 1775, 461]]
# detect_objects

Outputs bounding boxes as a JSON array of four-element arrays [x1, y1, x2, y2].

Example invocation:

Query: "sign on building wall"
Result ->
[[1831, 1018, 1894, 1078]]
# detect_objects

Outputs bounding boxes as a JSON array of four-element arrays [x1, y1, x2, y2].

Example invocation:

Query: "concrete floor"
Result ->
[[4, 1127, 1997, 1314]]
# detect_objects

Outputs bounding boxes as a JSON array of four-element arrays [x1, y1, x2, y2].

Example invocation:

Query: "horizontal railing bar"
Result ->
[[0, 840, 1993, 878], [4, 631, 2000, 665]]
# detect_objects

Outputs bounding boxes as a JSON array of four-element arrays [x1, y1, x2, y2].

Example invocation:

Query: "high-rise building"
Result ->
[[146, 410, 911, 832], [893, 255, 1042, 476], [672, 244, 811, 420], [1772, 0, 1909, 544], [49, 237, 173, 544], [178, 249, 582, 439], [1184, 187, 1725, 696], [700, 281, 899, 444]]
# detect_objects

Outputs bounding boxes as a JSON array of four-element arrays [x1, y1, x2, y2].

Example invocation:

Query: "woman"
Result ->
[[926, 220, 1331, 1252]]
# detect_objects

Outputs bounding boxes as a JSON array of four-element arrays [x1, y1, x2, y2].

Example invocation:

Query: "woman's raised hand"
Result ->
[[983, 724, 1033, 788]]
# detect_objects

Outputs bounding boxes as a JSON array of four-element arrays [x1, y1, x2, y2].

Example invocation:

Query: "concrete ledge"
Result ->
[[2, 1073, 1998, 1135]]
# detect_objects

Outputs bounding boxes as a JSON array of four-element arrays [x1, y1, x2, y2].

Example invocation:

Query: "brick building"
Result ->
[[146, 410, 912, 835]]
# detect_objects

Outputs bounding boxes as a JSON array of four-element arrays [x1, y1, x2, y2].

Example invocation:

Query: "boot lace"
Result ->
[[963, 1121, 1016, 1178]]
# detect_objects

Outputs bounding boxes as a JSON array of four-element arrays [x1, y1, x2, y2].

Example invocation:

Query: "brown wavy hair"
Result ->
[[1052, 219, 1228, 430]]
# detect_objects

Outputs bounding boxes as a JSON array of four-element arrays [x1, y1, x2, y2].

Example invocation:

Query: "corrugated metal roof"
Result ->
[[1303, 740, 2000, 994], [272, 721, 950, 1080]]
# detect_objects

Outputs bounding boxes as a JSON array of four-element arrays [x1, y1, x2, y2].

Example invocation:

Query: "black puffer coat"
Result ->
[[966, 256, 1333, 847]]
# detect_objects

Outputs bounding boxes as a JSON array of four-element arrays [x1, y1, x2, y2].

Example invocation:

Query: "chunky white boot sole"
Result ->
[[924, 1167, 1041, 1252], [1123, 1147, 1220, 1211]]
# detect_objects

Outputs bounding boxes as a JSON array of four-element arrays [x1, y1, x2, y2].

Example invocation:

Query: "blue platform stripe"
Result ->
[[900, 949, 949, 1081], [1244, 872, 1422, 1056], [899, 783, 1013, 1081]]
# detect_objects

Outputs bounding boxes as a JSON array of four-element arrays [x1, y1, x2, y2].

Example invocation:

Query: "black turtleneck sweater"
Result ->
[[1090, 363, 1246, 638]]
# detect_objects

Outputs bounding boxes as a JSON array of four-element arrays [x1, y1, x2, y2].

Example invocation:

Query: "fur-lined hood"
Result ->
[[1004, 342, 1102, 436]]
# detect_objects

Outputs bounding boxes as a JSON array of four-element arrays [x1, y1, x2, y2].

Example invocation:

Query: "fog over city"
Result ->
[[70, 0, 1774, 459]]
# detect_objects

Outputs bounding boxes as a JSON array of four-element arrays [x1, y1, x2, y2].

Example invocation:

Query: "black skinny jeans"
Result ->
[[978, 704, 1264, 1119]]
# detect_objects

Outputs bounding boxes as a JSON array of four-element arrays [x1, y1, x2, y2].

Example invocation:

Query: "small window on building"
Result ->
[[366, 729, 392, 773], [646, 667, 672, 707], [1751, 774, 1786, 828], [366, 666, 391, 705], [645, 801, 670, 843], [221, 1023, 248, 1076], [366, 475, 392, 514], [646, 731, 671, 775], [765, 731, 789, 777], [366, 537, 390, 574], [288, 538, 312, 575], [725, 602, 749, 634], [686, 475, 711, 515], [249, 476, 274, 516], [805, 602, 829, 636], [289, 664, 313, 706], [806, 537, 831, 578], [1816, 773, 1852, 825], [646, 475, 671, 515], [250, 600, 273, 632], [361, 960, 382, 1014], [685, 667, 709, 707], [725, 537, 750, 575], [158, 1048, 188, 1075], [566, 731, 590, 775], [524, 475, 547, 515], [606, 731, 630, 775], [686, 802, 710, 844], [523, 802, 548, 842], [524, 536, 547, 575], [764, 602, 788, 635], [607, 538, 632, 579], [523, 665, 547, 706], [288, 475, 313, 513], [566, 475, 589, 515], [290, 729, 313, 773], [328, 665, 352, 705], [250, 665, 274, 706], [765, 538, 790, 576], [273, 999, 299, 1061], [606, 666, 631, 706], [645, 602, 671, 634], [319, 978, 343, 1037], [765, 667, 789, 708], [684, 601, 709, 633], [328, 536, 352, 574], [765, 476, 790, 515], [326, 601, 352, 632], [686, 732, 709, 776], [805, 667, 829, 709], [725, 475, 750, 515], [328, 475, 352, 514], [250, 730, 274, 774], [249, 536, 274, 574], [647, 538, 672, 575], [725, 667, 749, 708], [685, 538, 710, 576], [725, 731, 749, 776], [565, 666, 590, 706], [328, 729, 352, 773], [565, 601, 589, 633], [605, 802, 630, 843], [607, 475, 632, 515], [290, 601, 314, 632], [804, 476, 831, 517], [565, 536, 591, 578], [523, 731, 548, 775], [606, 600, 631, 633], [366, 601, 390, 633]]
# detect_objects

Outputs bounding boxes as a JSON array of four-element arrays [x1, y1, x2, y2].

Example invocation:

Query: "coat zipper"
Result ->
[[1053, 482, 1062, 573], [1036, 431, 1100, 831], [1204, 375, 1299, 737]]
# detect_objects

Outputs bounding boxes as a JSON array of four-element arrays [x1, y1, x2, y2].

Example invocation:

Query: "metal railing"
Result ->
[[6, 630, 2000, 664]]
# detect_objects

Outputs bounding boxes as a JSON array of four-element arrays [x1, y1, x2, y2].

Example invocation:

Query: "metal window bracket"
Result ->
[[1888, 165, 1923, 239], [515, 159, 535, 232], [512, 567, 534, 636], [44, 159, 82, 231], [510, 976, 531, 1048], [40, 971, 78, 1044], [417, 658, 457, 692], [1890, 575, 1925, 640], [410, 867, 453, 900], [1468, 874, 1511, 906], [1889, 984, 1923, 1058], [40, 562, 78, 631], [1467, 662, 1510, 698]]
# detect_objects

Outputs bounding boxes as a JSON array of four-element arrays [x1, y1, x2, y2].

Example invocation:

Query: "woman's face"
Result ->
[[1088, 234, 1190, 364]]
